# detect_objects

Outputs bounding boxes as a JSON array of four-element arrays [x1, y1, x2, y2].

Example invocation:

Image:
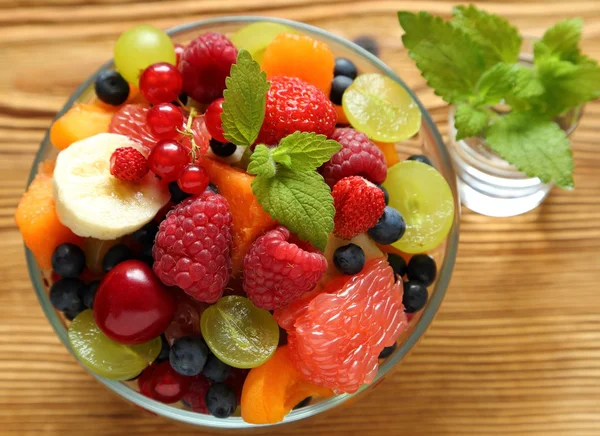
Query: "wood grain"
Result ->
[[1, 1, 600, 435]]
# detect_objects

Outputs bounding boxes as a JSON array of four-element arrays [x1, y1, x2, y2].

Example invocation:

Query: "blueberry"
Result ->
[[378, 184, 389, 205], [334, 57, 358, 79], [368, 206, 406, 245], [169, 181, 191, 203], [131, 222, 159, 245], [407, 254, 437, 286], [353, 35, 380, 57], [407, 154, 433, 167], [50, 278, 86, 312], [387, 253, 407, 280], [81, 280, 100, 309], [210, 139, 237, 157], [378, 343, 397, 359], [293, 397, 312, 409], [329, 75, 353, 106], [169, 336, 209, 376], [156, 334, 170, 363], [403, 280, 428, 313], [203, 354, 231, 383], [94, 70, 129, 106], [206, 183, 218, 194], [333, 244, 365, 275], [102, 244, 134, 273], [51, 243, 86, 278], [205, 383, 237, 419], [139, 244, 154, 267]]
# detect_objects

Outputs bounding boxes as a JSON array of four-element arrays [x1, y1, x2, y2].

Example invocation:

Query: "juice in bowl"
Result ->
[[18, 17, 459, 429]]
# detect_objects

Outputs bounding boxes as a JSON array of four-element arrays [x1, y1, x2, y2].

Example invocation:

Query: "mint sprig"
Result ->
[[248, 132, 341, 251]]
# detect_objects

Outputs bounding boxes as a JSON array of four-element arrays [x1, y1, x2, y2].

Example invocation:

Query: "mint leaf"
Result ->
[[452, 5, 522, 67], [398, 11, 486, 103], [221, 49, 270, 147], [454, 103, 489, 140], [252, 169, 334, 251], [247, 145, 275, 178], [486, 112, 574, 188], [534, 18, 583, 63], [271, 132, 341, 171], [512, 66, 544, 99], [475, 63, 518, 105]]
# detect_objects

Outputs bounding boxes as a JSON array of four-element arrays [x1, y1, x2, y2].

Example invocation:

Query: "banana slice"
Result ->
[[53, 133, 170, 240]]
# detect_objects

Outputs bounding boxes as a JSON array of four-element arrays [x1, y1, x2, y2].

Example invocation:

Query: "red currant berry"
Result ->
[[204, 98, 227, 143], [174, 44, 185, 67], [148, 140, 189, 182], [139, 62, 183, 105], [177, 164, 209, 194], [146, 103, 184, 139], [138, 361, 190, 404]]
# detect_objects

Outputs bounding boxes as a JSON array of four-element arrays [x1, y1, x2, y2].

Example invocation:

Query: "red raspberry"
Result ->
[[243, 226, 327, 310], [179, 32, 238, 104], [256, 76, 336, 146], [153, 191, 233, 303], [109, 104, 158, 152], [321, 127, 387, 187], [182, 374, 210, 413], [109, 146, 149, 181], [332, 176, 385, 239]]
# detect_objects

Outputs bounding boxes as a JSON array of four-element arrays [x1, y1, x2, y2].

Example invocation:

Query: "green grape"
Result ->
[[114, 24, 176, 84], [342, 73, 421, 142], [230, 22, 296, 63], [201, 295, 278, 369], [383, 161, 454, 253], [68, 310, 161, 380]]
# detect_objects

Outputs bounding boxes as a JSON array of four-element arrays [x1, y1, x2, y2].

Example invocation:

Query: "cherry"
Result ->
[[204, 98, 227, 143], [164, 292, 207, 345], [138, 361, 191, 404], [174, 44, 185, 67], [177, 164, 209, 194], [139, 62, 183, 105], [93, 260, 176, 345], [148, 139, 189, 182], [146, 103, 184, 139]]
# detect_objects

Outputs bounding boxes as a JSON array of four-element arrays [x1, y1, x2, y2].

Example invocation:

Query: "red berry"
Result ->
[[204, 98, 227, 143], [109, 104, 158, 152], [179, 32, 238, 104], [174, 43, 185, 67], [256, 76, 336, 146], [148, 140, 189, 181], [109, 146, 149, 181], [139, 62, 183, 105], [138, 361, 191, 404], [332, 176, 386, 239], [146, 103, 184, 139], [177, 164, 209, 194], [243, 226, 327, 310], [182, 374, 210, 413]]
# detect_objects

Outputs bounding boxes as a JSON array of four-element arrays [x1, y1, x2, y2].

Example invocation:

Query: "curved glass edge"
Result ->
[[26, 15, 460, 429]]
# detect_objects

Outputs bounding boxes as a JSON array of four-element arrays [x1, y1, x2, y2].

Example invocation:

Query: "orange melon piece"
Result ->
[[15, 161, 82, 269], [374, 141, 400, 167], [241, 346, 333, 424], [377, 243, 412, 263], [200, 158, 276, 275], [335, 105, 349, 125], [50, 103, 113, 150], [92, 85, 146, 112]]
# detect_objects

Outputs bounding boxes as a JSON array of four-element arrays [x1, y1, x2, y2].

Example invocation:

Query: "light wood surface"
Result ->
[[1, 1, 600, 435]]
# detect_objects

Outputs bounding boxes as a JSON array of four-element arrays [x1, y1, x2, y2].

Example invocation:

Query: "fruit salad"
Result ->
[[16, 21, 454, 424]]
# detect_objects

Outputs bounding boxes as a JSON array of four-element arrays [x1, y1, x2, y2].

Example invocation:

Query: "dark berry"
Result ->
[[278, 326, 288, 346], [293, 397, 312, 409], [387, 253, 407, 281], [205, 383, 237, 419], [334, 57, 358, 79], [206, 183, 218, 194], [169, 181, 191, 203], [139, 244, 154, 267], [329, 75, 353, 106], [378, 184, 389, 205], [131, 221, 159, 245], [333, 244, 366, 275], [202, 354, 231, 383], [64, 305, 85, 321], [379, 343, 397, 359], [49, 278, 86, 313], [102, 244, 134, 273], [94, 70, 130, 106], [403, 280, 428, 313], [353, 35, 380, 57], [156, 334, 170, 363], [407, 254, 437, 286], [368, 206, 406, 245], [51, 243, 86, 278], [209, 139, 237, 157], [169, 336, 209, 376], [81, 280, 100, 309], [407, 154, 433, 166]]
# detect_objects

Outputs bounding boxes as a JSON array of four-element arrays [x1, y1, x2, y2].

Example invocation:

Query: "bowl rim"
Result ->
[[26, 15, 460, 429]]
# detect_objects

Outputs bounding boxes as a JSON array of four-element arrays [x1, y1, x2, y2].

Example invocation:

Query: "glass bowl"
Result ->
[[26, 16, 460, 431]]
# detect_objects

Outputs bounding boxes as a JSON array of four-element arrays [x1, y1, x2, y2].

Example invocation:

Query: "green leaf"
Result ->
[[398, 11, 486, 103], [271, 132, 341, 171], [452, 5, 522, 67], [512, 66, 544, 99], [251, 169, 334, 251], [475, 62, 518, 105], [221, 49, 270, 147], [454, 103, 489, 140], [534, 18, 583, 63], [247, 145, 275, 178], [486, 112, 574, 188]]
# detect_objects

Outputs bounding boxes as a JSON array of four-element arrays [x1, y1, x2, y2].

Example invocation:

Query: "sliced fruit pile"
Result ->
[[16, 21, 454, 424]]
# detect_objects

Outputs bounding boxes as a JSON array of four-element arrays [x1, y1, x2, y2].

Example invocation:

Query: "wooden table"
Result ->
[[2, 1, 600, 435]]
